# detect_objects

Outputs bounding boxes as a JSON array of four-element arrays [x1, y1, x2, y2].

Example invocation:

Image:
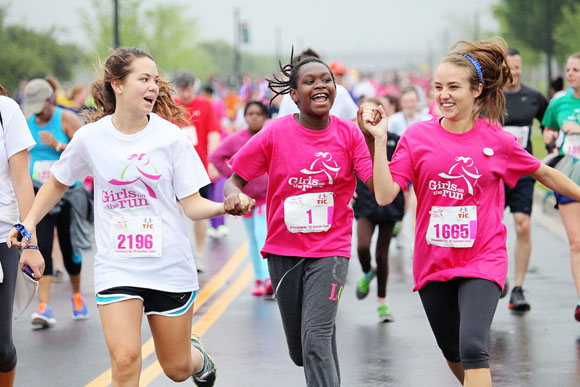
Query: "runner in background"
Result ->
[[501, 47, 548, 308], [542, 52, 580, 322], [210, 101, 272, 296], [364, 37, 580, 386], [352, 97, 404, 323], [8, 47, 254, 386], [23, 78, 88, 328], [0, 83, 44, 387], [173, 71, 221, 271], [224, 53, 374, 386]]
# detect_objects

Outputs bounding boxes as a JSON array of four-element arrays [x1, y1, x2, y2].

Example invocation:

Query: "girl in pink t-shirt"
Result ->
[[363, 38, 580, 387], [224, 53, 373, 386]]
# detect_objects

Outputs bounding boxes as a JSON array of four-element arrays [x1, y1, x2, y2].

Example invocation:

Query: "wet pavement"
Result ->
[[10, 192, 580, 386]]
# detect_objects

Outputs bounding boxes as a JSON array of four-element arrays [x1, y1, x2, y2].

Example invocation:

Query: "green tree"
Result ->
[[80, 0, 213, 79], [0, 7, 83, 92], [554, 3, 580, 60]]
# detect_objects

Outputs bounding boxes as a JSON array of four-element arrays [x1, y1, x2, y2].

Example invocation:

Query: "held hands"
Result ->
[[357, 105, 388, 141], [20, 249, 44, 280], [224, 192, 256, 216], [6, 223, 33, 249]]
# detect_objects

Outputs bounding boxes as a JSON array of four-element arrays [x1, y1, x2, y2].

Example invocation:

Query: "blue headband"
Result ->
[[461, 54, 484, 84]]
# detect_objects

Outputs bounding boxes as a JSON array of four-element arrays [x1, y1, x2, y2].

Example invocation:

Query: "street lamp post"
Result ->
[[113, 0, 120, 48]]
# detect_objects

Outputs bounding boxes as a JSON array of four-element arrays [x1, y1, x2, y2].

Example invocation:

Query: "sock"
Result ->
[[377, 297, 386, 306]]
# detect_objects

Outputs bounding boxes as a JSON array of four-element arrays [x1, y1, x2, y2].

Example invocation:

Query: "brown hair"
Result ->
[[85, 47, 186, 124], [0, 83, 9, 96], [443, 37, 512, 125]]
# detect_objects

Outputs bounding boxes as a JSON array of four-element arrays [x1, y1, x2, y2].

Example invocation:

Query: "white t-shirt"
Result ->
[[277, 84, 358, 120], [388, 111, 431, 137], [0, 96, 35, 240], [51, 113, 210, 293]]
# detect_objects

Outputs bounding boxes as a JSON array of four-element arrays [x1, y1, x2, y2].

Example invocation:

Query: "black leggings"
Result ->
[[36, 201, 81, 276], [0, 243, 19, 372], [356, 218, 395, 298], [418, 277, 500, 369]]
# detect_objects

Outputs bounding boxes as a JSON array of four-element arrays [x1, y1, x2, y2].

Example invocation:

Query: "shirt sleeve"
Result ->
[[2, 97, 35, 158], [231, 128, 269, 182], [51, 128, 92, 186], [172, 131, 211, 199], [502, 136, 541, 188], [387, 134, 413, 191], [541, 100, 560, 130], [208, 133, 236, 178]]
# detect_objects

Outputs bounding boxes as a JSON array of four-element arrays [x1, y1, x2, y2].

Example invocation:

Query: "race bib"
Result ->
[[562, 134, 580, 158], [32, 160, 56, 183], [284, 192, 334, 233], [503, 126, 529, 148], [426, 206, 477, 248], [109, 216, 162, 257], [181, 125, 198, 146]]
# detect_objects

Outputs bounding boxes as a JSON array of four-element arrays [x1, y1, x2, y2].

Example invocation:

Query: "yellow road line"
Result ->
[[139, 264, 254, 386], [85, 242, 249, 387]]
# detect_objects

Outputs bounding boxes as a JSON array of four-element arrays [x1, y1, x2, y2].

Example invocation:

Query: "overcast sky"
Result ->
[[4, 0, 500, 69]]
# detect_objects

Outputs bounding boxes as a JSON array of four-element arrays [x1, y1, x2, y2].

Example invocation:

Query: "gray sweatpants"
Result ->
[[268, 254, 349, 387]]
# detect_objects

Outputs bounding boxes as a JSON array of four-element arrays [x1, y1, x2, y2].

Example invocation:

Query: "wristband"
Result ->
[[55, 142, 65, 152], [22, 245, 39, 250], [14, 223, 32, 242]]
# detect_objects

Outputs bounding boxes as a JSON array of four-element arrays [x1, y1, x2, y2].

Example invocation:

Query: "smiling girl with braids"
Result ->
[[363, 38, 580, 386], [224, 51, 375, 386]]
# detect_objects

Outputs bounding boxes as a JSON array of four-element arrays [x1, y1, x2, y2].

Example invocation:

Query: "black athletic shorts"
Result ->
[[504, 175, 535, 215], [96, 286, 196, 316]]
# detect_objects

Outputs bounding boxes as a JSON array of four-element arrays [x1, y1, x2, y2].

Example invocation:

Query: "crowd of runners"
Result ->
[[0, 36, 580, 387]]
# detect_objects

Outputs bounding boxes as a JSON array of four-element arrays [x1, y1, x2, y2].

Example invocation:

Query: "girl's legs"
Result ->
[[243, 206, 270, 295], [33, 213, 56, 326], [375, 222, 395, 299], [98, 299, 144, 385], [148, 306, 201, 382], [269, 255, 349, 387], [419, 278, 500, 387], [0, 244, 19, 385], [355, 218, 376, 299], [558, 203, 580, 300]]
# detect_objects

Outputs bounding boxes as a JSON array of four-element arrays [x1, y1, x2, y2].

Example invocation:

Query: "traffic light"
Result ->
[[242, 22, 250, 44]]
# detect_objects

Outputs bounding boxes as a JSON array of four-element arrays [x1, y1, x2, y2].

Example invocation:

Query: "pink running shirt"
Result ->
[[389, 117, 541, 291], [231, 114, 373, 259]]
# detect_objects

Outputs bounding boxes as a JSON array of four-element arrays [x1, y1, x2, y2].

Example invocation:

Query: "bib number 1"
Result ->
[[284, 192, 334, 233]]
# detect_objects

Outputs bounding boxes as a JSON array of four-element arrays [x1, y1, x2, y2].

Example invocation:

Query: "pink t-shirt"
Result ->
[[389, 117, 541, 291], [232, 114, 373, 259]]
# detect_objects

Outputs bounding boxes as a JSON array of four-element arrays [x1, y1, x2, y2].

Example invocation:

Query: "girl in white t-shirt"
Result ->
[[0, 84, 44, 387], [7, 48, 253, 386]]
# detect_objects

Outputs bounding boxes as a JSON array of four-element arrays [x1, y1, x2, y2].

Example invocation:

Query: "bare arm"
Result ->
[[359, 105, 401, 205], [7, 175, 68, 251], [179, 192, 227, 221], [531, 163, 580, 201], [8, 150, 45, 278]]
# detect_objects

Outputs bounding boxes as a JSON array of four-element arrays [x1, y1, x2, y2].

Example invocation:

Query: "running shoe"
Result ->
[[264, 278, 274, 296], [31, 304, 56, 328], [575, 304, 580, 322], [217, 225, 229, 238], [356, 269, 376, 300], [72, 293, 88, 320], [207, 227, 218, 238], [377, 305, 395, 323], [500, 278, 509, 299], [252, 279, 266, 296], [508, 286, 530, 312], [191, 334, 217, 387]]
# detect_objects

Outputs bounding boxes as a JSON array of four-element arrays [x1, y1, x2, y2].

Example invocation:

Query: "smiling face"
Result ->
[[289, 61, 336, 118], [507, 54, 522, 90], [113, 56, 159, 116], [433, 62, 482, 123], [566, 56, 580, 92]]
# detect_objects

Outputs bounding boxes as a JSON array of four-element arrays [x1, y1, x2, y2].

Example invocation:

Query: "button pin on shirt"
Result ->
[[483, 148, 494, 156]]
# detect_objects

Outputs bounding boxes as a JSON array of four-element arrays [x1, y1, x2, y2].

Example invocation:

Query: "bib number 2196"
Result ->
[[110, 216, 162, 257]]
